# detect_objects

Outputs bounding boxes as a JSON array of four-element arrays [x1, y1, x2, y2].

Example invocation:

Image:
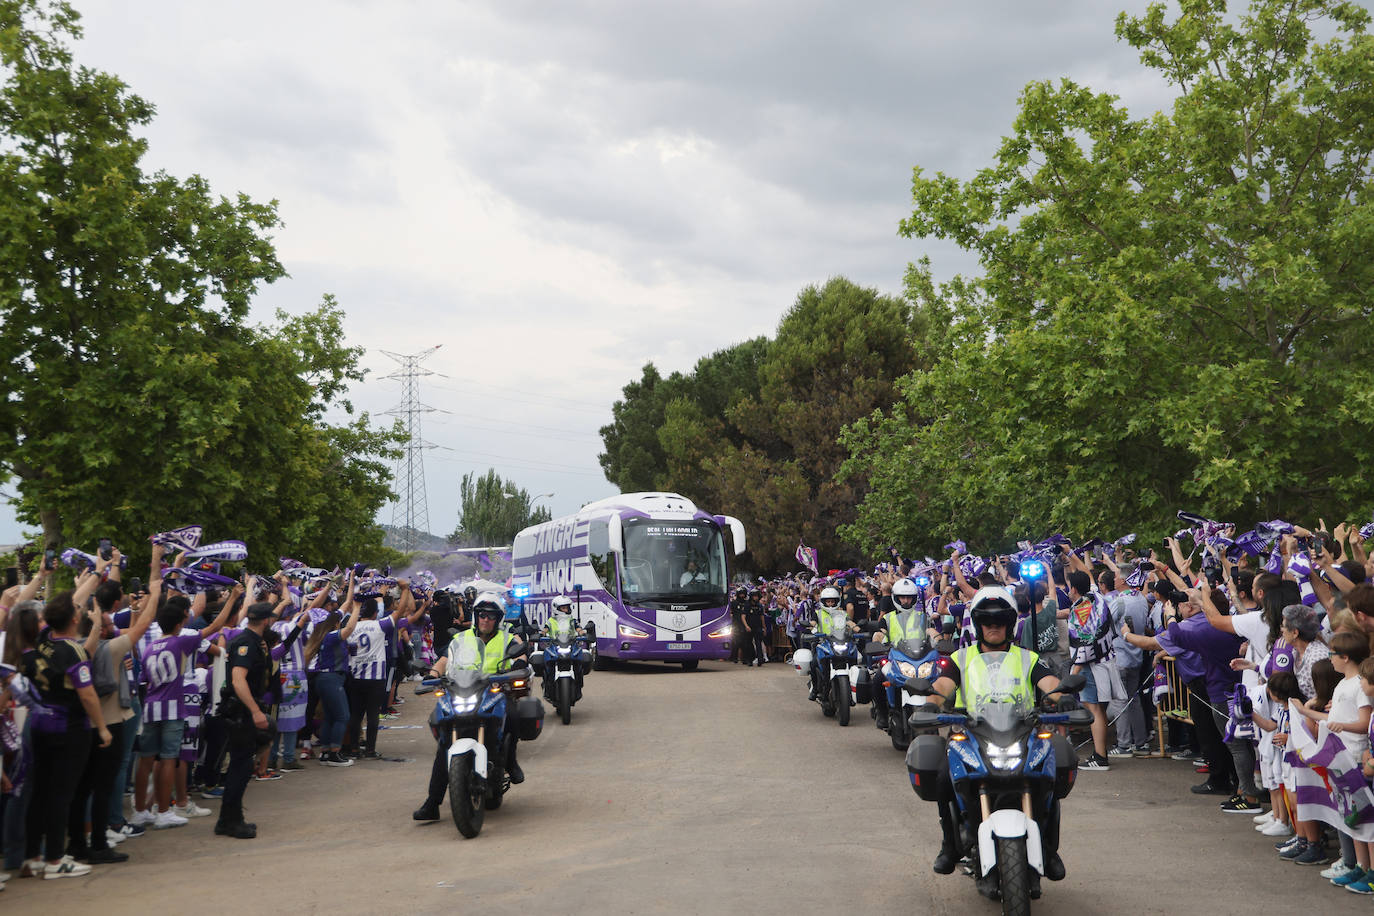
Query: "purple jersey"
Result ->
[[141, 630, 202, 722], [271, 620, 306, 674]]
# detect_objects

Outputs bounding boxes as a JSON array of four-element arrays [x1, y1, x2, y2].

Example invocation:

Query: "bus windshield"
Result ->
[[621, 519, 727, 606]]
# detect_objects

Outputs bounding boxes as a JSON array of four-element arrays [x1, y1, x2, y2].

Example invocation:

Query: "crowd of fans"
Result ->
[[742, 515, 1374, 895], [0, 532, 461, 886]]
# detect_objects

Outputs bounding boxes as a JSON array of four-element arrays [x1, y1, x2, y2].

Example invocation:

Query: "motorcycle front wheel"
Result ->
[[557, 678, 572, 725], [835, 675, 850, 726], [449, 753, 485, 838], [996, 835, 1030, 916]]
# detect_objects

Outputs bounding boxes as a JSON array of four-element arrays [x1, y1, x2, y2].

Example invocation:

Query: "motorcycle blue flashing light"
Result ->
[[1020, 559, 1046, 580], [511, 584, 531, 599], [914, 575, 932, 589]]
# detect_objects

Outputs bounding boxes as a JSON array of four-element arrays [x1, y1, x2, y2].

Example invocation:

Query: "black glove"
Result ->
[[1055, 694, 1080, 712]]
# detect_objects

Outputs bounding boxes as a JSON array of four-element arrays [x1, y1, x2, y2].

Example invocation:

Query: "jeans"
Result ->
[[1108, 664, 1147, 747], [346, 678, 387, 753], [272, 729, 299, 766], [1210, 707, 1258, 798], [315, 672, 348, 748], [25, 727, 93, 862], [109, 701, 140, 826], [2, 716, 32, 869]]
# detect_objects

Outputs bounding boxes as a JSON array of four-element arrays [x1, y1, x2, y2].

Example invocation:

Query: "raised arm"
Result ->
[[124, 548, 165, 645], [1196, 583, 1236, 635], [200, 582, 240, 639]]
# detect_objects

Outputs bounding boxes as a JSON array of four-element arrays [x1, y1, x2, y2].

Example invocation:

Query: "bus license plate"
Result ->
[[666, 643, 692, 650]]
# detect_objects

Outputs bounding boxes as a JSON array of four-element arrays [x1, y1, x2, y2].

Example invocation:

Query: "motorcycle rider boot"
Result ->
[[412, 801, 441, 821], [507, 740, 525, 785], [974, 866, 1000, 901], [933, 802, 960, 874], [1040, 798, 1066, 881]]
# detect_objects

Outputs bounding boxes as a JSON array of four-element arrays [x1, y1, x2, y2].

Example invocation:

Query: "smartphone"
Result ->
[[99, 537, 113, 561], [4, 567, 17, 589], [44, 548, 56, 571], [128, 576, 143, 595]]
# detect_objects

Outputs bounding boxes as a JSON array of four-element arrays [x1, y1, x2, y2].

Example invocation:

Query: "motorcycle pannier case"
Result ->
[[1052, 732, 1078, 799], [906, 734, 947, 802], [514, 697, 545, 741], [852, 667, 872, 705]]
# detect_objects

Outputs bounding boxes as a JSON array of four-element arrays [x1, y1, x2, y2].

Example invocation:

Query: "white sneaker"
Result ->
[[1324, 860, 1359, 880], [128, 808, 155, 827], [1252, 810, 1274, 825], [105, 829, 126, 846], [1259, 819, 1293, 837], [173, 802, 212, 819], [152, 809, 188, 829], [44, 856, 92, 879]]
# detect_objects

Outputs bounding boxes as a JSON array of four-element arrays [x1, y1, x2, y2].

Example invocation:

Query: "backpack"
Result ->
[[92, 641, 120, 698]]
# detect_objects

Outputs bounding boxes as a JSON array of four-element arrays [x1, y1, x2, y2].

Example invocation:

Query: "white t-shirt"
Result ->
[[1328, 674, 1372, 756], [1229, 611, 1272, 691]]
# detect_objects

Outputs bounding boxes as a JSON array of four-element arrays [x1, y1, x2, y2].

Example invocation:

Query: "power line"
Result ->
[[380, 346, 442, 551]]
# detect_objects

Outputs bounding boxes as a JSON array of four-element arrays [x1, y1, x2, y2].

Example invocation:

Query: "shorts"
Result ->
[[139, 718, 187, 759], [1078, 671, 1100, 705]]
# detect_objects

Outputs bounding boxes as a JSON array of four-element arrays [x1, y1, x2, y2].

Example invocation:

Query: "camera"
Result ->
[[43, 548, 56, 571]]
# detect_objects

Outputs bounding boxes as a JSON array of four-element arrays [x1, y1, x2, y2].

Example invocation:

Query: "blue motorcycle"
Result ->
[[530, 612, 592, 725], [906, 659, 1089, 914], [872, 638, 942, 751], [798, 613, 866, 726], [420, 647, 544, 838]]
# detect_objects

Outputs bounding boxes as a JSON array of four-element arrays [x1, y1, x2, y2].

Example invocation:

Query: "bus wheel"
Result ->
[[680, 659, 699, 671]]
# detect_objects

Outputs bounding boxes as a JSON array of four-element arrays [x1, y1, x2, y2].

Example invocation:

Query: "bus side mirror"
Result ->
[[721, 516, 747, 556], [608, 514, 624, 554]]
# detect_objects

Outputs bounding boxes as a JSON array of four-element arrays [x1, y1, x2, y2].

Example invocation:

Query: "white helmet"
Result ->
[[968, 586, 1017, 647], [891, 578, 919, 610], [551, 595, 573, 613], [792, 647, 814, 675], [819, 587, 842, 609]]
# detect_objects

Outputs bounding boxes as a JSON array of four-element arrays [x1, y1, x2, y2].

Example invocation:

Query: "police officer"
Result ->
[[540, 595, 587, 697], [804, 586, 850, 700], [412, 593, 528, 821], [921, 586, 1070, 896], [869, 577, 939, 730], [215, 599, 275, 839]]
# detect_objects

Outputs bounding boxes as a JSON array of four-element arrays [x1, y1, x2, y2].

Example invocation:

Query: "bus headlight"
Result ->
[[618, 623, 650, 638], [707, 625, 732, 638]]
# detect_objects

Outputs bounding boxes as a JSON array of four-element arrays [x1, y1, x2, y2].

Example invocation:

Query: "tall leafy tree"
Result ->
[[0, 1, 402, 564], [450, 469, 552, 546], [843, 0, 1374, 557]]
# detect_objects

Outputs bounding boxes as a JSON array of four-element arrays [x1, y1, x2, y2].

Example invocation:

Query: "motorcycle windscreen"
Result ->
[[827, 615, 849, 641], [965, 651, 1033, 731]]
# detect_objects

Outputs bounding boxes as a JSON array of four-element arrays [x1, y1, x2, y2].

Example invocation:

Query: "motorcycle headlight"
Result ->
[[897, 661, 918, 678], [451, 694, 479, 713], [985, 741, 1024, 771], [832, 641, 849, 652]]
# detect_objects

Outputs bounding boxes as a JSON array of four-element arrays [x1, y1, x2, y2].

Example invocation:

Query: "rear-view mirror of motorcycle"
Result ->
[[1066, 706, 1094, 726], [1056, 672, 1087, 694], [934, 639, 957, 656], [940, 619, 957, 636], [908, 709, 940, 730], [904, 677, 933, 696], [858, 620, 882, 633], [506, 640, 527, 658]]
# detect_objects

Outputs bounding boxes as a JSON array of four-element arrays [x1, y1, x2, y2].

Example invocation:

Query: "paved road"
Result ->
[[4, 660, 1367, 914]]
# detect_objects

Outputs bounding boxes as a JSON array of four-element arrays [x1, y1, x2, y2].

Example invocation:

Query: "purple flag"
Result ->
[[794, 541, 818, 575], [59, 548, 98, 571], [944, 540, 967, 555], [1287, 703, 1374, 840], [477, 552, 493, 572]]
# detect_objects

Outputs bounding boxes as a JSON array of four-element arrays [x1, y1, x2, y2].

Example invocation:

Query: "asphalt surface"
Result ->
[[4, 660, 1369, 914]]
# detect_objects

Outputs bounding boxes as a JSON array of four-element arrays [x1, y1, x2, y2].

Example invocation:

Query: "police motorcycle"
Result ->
[[865, 579, 952, 751], [418, 637, 545, 838], [529, 596, 592, 725], [791, 587, 868, 726], [904, 590, 1090, 916]]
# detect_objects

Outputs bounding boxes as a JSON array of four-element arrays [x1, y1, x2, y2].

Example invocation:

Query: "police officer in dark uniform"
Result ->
[[216, 600, 275, 839]]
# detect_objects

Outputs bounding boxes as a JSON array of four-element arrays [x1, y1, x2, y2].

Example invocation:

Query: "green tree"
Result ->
[[843, 0, 1374, 557], [450, 469, 553, 546], [0, 1, 403, 565]]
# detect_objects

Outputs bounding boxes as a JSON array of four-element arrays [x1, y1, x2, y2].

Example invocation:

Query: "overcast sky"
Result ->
[[1, 0, 1182, 545]]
